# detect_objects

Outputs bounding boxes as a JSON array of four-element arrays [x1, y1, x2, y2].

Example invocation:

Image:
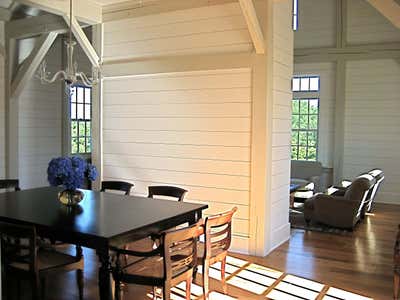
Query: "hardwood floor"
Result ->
[[12, 203, 399, 299]]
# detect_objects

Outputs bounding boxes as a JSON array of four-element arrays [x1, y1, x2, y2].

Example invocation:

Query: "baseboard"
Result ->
[[270, 222, 290, 253], [230, 235, 250, 255]]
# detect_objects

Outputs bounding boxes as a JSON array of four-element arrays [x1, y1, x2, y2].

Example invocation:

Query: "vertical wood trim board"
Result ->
[[103, 68, 252, 253], [269, 0, 293, 250], [0, 22, 4, 177]]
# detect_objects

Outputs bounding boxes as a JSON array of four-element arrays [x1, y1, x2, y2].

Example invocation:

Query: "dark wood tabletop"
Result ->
[[0, 186, 208, 300]]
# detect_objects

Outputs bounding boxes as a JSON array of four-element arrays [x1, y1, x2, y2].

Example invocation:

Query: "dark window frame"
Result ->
[[70, 85, 92, 154]]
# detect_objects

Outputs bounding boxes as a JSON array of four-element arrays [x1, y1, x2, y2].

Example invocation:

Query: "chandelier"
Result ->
[[36, 0, 99, 87]]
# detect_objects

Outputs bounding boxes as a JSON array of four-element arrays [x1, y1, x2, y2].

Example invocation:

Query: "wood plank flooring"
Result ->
[[13, 203, 399, 299]]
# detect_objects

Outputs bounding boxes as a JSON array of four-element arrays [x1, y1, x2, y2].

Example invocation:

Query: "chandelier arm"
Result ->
[[77, 72, 93, 87], [38, 70, 68, 84]]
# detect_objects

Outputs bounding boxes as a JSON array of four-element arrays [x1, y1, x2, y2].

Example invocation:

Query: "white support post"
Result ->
[[10, 32, 58, 99], [62, 15, 100, 68], [238, 0, 265, 54]]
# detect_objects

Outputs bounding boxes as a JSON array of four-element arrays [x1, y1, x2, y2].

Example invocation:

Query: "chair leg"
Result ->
[[77, 269, 84, 300], [186, 274, 192, 300], [395, 272, 400, 300], [202, 261, 210, 300], [163, 282, 171, 300], [41, 277, 46, 299], [114, 278, 121, 300], [153, 286, 158, 300], [31, 274, 41, 300], [221, 257, 228, 294]]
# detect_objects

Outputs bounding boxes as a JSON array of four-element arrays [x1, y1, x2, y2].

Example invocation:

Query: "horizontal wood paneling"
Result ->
[[294, 0, 337, 49], [343, 59, 400, 205], [17, 39, 62, 189], [103, 68, 252, 245], [103, 2, 252, 60], [347, 0, 400, 45]]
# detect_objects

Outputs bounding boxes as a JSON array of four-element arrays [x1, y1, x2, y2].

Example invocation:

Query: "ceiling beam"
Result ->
[[366, 0, 400, 29], [6, 14, 90, 40], [238, 0, 265, 54], [10, 32, 58, 99], [63, 14, 100, 67], [17, 0, 102, 24]]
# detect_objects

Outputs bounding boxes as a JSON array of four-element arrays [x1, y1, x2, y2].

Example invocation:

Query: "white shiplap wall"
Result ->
[[270, 0, 293, 248], [294, 0, 337, 49], [103, 2, 252, 61], [18, 38, 62, 188], [347, 0, 400, 45], [0, 22, 5, 178], [103, 68, 252, 252], [343, 59, 400, 205], [294, 62, 336, 168]]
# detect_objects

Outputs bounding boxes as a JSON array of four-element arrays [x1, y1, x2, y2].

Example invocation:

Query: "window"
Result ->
[[292, 76, 319, 92], [70, 85, 92, 154], [291, 76, 320, 161], [292, 0, 299, 31]]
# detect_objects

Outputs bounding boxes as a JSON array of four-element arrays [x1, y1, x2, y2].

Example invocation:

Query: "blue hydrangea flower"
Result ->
[[47, 156, 98, 190]]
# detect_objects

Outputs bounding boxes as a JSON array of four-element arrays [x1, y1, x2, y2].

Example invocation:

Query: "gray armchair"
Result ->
[[304, 177, 374, 229], [291, 160, 323, 192]]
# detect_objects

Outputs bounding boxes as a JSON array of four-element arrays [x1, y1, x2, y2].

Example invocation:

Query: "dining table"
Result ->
[[0, 186, 208, 300]]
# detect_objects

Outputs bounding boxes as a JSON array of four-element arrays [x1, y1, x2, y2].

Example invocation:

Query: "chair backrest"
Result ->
[[0, 179, 21, 192], [0, 222, 37, 273], [204, 207, 238, 259], [162, 219, 203, 281], [148, 186, 188, 202], [290, 160, 323, 180], [368, 169, 384, 202], [344, 177, 373, 201], [101, 181, 133, 195]]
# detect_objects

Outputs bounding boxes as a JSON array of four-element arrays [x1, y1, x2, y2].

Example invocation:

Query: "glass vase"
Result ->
[[58, 189, 84, 206]]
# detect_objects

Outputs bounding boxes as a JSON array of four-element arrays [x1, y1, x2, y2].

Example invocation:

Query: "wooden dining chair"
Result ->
[[148, 186, 188, 202], [0, 221, 84, 300], [0, 179, 21, 191], [196, 207, 238, 299], [112, 220, 204, 300], [101, 181, 134, 195]]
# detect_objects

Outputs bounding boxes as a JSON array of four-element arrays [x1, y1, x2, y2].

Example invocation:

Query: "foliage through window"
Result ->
[[291, 76, 320, 161], [70, 86, 92, 154]]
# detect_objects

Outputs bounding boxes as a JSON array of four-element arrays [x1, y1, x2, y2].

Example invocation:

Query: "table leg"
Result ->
[[97, 248, 113, 300], [188, 210, 202, 225]]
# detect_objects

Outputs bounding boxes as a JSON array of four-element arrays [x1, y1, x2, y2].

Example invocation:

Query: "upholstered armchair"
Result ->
[[304, 177, 374, 229], [291, 160, 323, 192]]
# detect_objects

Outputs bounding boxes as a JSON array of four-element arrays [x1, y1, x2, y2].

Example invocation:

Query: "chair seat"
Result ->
[[197, 241, 226, 262], [118, 252, 192, 286], [10, 249, 81, 272]]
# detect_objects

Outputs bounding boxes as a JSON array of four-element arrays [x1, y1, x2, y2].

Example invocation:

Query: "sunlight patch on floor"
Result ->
[[146, 255, 373, 300]]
